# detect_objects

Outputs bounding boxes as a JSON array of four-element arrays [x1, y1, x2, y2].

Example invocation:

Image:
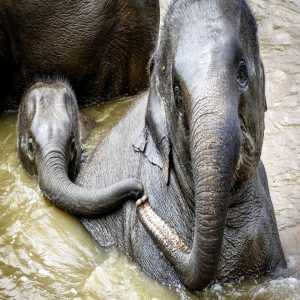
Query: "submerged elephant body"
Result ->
[[18, 0, 286, 290], [0, 0, 159, 111]]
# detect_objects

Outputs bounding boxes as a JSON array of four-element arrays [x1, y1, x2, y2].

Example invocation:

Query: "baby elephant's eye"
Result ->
[[27, 136, 34, 160], [237, 59, 249, 89]]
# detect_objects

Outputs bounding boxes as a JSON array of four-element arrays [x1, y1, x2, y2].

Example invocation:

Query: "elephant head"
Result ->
[[138, 0, 267, 290], [18, 80, 82, 180], [18, 80, 143, 216]]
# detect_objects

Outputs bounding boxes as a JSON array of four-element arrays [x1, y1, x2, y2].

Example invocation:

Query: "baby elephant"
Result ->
[[17, 80, 143, 216]]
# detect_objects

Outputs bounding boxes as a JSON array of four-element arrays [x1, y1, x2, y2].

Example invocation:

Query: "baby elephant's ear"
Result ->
[[259, 59, 267, 112], [17, 102, 37, 177]]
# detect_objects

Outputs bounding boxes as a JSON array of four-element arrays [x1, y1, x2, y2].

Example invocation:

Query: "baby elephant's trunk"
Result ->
[[38, 145, 143, 216]]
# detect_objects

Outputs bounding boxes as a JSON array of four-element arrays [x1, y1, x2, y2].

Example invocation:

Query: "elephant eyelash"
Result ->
[[173, 83, 190, 133], [70, 137, 75, 151], [27, 136, 35, 160], [237, 59, 249, 89], [174, 84, 183, 111], [69, 136, 77, 160]]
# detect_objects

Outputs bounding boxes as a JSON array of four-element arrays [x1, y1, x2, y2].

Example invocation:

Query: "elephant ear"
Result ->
[[161, 138, 171, 184], [133, 130, 171, 185], [133, 86, 171, 185], [133, 128, 163, 168], [259, 59, 268, 112]]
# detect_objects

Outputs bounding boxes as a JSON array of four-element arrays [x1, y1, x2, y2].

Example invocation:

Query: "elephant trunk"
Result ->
[[137, 92, 240, 290], [186, 94, 240, 288], [38, 144, 141, 216]]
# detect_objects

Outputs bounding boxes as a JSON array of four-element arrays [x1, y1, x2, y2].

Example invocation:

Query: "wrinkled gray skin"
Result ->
[[0, 0, 159, 111], [18, 80, 143, 216], [45, 0, 286, 291]]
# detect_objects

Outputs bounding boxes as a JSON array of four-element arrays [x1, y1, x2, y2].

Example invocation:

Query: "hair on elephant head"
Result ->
[[18, 79, 143, 217], [137, 0, 285, 291]]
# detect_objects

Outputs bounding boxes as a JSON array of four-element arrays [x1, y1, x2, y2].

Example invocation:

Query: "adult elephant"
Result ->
[[25, 0, 286, 291], [0, 0, 159, 111]]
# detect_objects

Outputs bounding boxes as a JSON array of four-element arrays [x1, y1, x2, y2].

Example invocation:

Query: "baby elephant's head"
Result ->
[[18, 80, 81, 181], [18, 80, 144, 217]]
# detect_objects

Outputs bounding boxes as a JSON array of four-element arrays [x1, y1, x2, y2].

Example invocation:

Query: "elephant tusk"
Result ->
[[136, 196, 190, 253]]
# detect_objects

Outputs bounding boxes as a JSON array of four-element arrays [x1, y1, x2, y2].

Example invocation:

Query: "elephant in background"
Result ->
[[18, 0, 286, 291], [0, 0, 159, 111]]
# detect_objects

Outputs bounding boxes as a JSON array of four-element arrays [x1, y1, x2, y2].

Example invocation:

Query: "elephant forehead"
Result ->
[[174, 32, 241, 92], [33, 88, 70, 120], [173, 0, 241, 27], [30, 89, 72, 143], [172, 0, 242, 84], [31, 115, 72, 143]]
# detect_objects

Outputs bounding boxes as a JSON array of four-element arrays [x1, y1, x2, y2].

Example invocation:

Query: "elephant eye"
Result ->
[[174, 84, 183, 110], [27, 136, 34, 160], [69, 137, 76, 160], [237, 59, 249, 89], [149, 58, 155, 75]]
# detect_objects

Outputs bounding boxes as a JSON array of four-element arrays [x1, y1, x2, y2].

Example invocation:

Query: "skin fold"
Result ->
[[19, 0, 286, 291], [0, 0, 159, 111], [17, 80, 143, 216]]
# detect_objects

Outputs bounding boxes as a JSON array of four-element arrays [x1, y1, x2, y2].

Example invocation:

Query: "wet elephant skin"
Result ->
[[0, 0, 159, 111]]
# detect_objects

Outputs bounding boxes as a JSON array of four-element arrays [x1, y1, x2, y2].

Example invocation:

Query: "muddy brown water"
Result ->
[[0, 0, 299, 299]]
